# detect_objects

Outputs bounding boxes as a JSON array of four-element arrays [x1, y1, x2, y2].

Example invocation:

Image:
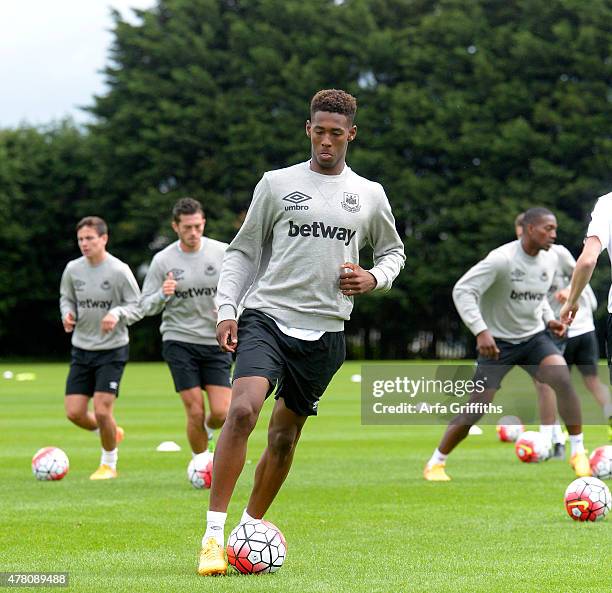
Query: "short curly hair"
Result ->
[[310, 89, 357, 123]]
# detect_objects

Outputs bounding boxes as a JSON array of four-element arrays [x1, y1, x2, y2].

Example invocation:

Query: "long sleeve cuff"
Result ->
[[469, 320, 488, 337], [368, 267, 390, 292], [217, 304, 237, 325]]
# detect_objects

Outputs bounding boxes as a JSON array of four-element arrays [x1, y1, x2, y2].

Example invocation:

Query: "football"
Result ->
[[187, 451, 213, 489], [31, 447, 69, 481], [589, 446, 612, 480], [564, 477, 611, 522], [226, 519, 287, 574], [496, 415, 524, 442], [514, 430, 550, 463]]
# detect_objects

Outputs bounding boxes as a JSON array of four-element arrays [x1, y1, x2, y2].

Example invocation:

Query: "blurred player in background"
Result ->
[[140, 198, 231, 456], [560, 192, 612, 440], [60, 216, 142, 480], [516, 213, 611, 454], [424, 207, 590, 482], [197, 89, 405, 576]]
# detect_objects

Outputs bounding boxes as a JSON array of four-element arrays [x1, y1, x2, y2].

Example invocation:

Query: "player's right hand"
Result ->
[[162, 271, 177, 296], [63, 312, 76, 333], [560, 301, 579, 325], [476, 329, 500, 360], [216, 320, 238, 353]]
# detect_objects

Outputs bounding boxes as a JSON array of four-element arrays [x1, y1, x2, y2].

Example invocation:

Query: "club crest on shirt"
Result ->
[[510, 268, 525, 282], [100, 280, 112, 290], [204, 264, 216, 276], [341, 192, 360, 213], [540, 271, 549, 282]]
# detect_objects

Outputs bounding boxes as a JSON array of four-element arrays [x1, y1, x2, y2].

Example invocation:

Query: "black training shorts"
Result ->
[[65, 345, 129, 397], [232, 309, 345, 417], [162, 340, 232, 392], [564, 331, 599, 377], [474, 331, 562, 389]]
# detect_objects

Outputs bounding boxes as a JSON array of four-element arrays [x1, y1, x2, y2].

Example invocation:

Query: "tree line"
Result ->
[[1, 0, 611, 359]]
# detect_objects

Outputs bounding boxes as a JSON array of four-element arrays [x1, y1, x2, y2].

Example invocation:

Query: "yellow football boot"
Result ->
[[89, 464, 118, 480], [423, 463, 451, 481], [197, 537, 227, 576]]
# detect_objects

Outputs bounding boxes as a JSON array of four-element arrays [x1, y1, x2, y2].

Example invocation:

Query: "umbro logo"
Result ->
[[283, 191, 312, 211], [510, 268, 525, 282], [74, 279, 86, 291]]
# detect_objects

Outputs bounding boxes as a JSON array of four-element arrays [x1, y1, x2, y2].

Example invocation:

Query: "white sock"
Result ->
[[427, 448, 448, 467], [539, 425, 553, 445], [551, 424, 565, 445], [204, 420, 214, 441], [603, 403, 612, 420], [92, 428, 100, 434], [203, 511, 226, 547], [569, 433, 585, 456], [101, 448, 118, 470], [241, 509, 257, 524]]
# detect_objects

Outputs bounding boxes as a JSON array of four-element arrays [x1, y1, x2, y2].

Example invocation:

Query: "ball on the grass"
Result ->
[[32, 447, 69, 481], [589, 446, 612, 480], [496, 415, 524, 442], [187, 451, 213, 489], [226, 519, 286, 574], [514, 430, 550, 463], [564, 476, 611, 522]]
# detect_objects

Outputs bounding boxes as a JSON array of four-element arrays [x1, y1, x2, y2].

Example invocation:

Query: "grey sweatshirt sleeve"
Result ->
[[541, 298, 555, 325], [216, 176, 277, 323], [367, 188, 406, 291], [108, 264, 143, 326], [452, 251, 505, 336], [140, 256, 168, 317], [59, 264, 76, 320]]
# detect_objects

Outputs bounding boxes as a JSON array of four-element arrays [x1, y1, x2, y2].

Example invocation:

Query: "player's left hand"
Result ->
[[101, 313, 119, 334], [547, 319, 567, 338], [339, 263, 377, 296]]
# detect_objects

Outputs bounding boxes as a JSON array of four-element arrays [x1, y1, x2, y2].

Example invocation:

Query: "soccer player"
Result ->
[[197, 89, 405, 576], [560, 191, 612, 440], [60, 216, 142, 480], [424, 207, 590, 482], [516, 213, 611, 456], [140, 198, 231, 455]]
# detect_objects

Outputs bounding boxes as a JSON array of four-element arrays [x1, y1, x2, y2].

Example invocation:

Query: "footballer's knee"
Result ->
[[267, 426, 298, 459], [225, 402, 258, 437]]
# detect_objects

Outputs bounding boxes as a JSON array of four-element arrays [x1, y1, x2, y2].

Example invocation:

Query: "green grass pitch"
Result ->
[[0, 361, 609, 593]]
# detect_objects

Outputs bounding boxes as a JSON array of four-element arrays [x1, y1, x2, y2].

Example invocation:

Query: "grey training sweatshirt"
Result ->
[[59, 253, 142, 350], [452, 240, 557, 343], [140, 238, 228, 345], [216, 161, 406, 331]]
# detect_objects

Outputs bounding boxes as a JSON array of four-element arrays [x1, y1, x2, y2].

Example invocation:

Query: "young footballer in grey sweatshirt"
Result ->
[[198, 89, 405, 576], [60, 216, 142, 480], [424, 207, 590, 482], [140, 198, 231, 456]]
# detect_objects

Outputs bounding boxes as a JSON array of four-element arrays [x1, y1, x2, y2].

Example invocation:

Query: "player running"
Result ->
[[424, 207, 590, 481], [140, 197, 231, 456], [197, 89, 405, 576], [60, 216, 142, 480]]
